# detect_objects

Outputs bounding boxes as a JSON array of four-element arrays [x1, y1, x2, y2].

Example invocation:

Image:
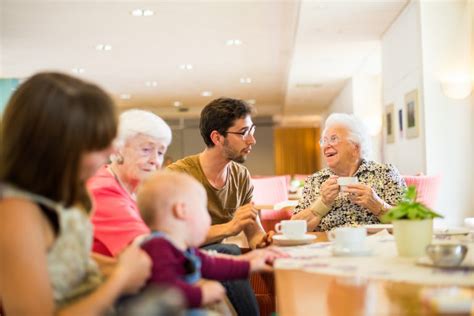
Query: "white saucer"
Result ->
[[433, 228, 470, 236], [273, 234, 317, 246], [332, 246, 372, 257], [363, 224, 393, 234]]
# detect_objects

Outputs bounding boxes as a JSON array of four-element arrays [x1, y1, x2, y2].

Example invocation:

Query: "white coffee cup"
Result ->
[[275, 220, 307, 239], [337, 177, 358, 191], [328, 227, 367, 252]]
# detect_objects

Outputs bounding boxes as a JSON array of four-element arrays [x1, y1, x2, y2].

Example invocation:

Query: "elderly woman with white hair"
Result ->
[[292, 113, 406, 231], [87, 109, 172, 256]]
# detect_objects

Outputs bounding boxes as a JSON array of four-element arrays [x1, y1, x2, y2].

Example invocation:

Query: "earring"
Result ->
[[115, 153, 124, 165]]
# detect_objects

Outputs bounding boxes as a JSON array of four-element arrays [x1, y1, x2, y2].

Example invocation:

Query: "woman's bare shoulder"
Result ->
[[0, 197, 43, 220], [0, 198, 53, 246]]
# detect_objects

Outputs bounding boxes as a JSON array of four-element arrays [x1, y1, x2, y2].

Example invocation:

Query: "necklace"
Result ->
[[108, 165, 136, 200]]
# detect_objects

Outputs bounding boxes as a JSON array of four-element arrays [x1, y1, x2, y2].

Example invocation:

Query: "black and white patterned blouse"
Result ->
[[294, 159, 406, 231]]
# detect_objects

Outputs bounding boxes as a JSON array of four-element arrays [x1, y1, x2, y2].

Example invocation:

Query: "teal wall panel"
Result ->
[[0, 78, 20, 113]]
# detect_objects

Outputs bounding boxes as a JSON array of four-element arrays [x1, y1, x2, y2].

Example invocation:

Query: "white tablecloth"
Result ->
[[275, 230, 474, 287]]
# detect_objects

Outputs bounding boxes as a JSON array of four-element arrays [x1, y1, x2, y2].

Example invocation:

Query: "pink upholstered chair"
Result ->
[[402, 175, 441, 209], [292, 174, 310, 182], [250, 175, 293, 316], [251, 176, 293, 233]]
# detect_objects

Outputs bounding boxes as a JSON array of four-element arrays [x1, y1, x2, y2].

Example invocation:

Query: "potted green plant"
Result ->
[[382, 185, 443, 257]]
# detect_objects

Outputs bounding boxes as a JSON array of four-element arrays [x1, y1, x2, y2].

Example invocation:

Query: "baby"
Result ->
[[137, 170, 284, 309]]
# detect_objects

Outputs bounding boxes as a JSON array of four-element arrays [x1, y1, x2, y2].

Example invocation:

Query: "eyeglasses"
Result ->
[[226, 124, 256, 138], [319, 135, 340, 146]]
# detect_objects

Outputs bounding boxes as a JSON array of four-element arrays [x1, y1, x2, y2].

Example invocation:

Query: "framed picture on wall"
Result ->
[[384, 103, 395, 143], [404, 89, 420, 139], [398, 109, 403, 136]]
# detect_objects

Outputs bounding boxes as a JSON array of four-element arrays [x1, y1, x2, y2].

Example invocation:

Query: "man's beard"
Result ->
[[223, 140, 247, 163]]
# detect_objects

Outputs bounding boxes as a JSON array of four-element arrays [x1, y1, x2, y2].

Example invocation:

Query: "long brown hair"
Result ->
[[0, 72, 117, 210]]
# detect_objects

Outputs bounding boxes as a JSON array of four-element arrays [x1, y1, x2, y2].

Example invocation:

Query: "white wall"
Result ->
[[352, 46, 383, 162], [325, 47, 383, 162], [382, 1, 425, 174], [381, 0, 473, 225], [327, 79, 354, 114], [419, 0, 474, 224], [471, 0, 474, 218]]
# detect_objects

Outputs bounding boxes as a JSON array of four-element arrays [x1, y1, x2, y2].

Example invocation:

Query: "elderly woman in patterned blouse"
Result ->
[[292, 113, 406, 231]]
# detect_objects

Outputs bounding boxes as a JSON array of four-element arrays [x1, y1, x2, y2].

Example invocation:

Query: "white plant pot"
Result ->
[[392, 219, 433, 257]]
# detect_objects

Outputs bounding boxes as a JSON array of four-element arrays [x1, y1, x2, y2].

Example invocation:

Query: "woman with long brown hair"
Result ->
[[0, 72, 151, 315]]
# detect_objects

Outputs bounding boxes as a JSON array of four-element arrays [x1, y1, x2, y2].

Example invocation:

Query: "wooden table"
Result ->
[[274, 232, 474, 316]]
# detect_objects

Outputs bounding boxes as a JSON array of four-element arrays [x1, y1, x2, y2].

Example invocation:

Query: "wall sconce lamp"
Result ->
[[440, 75, 473, 100]]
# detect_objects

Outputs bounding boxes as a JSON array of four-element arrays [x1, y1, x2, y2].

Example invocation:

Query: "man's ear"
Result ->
[[172, 202, 188, 220], [210, 130, 224, 147]]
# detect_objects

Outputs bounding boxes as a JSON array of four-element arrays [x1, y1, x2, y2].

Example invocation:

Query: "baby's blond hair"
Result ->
[[137, 170, 205, 228]]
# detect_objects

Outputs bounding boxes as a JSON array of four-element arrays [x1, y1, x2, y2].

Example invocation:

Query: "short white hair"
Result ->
[[115, 109, 172, 148], [322, 113, 371, 159]]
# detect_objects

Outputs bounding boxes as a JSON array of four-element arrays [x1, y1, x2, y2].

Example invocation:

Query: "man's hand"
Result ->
[[345, 183, 384, 214], [320, 175, 340, 206], [228, 203, 258, 235], [199, 279, 226, 306], [254, 231, 274, 248]]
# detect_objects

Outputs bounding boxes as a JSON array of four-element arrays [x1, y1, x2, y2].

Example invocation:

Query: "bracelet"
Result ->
[[310, 198, 331, 218]]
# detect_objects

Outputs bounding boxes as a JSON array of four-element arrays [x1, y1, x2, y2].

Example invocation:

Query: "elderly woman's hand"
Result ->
[[320, 175, 340, 206], [345, 183, 385, 215]]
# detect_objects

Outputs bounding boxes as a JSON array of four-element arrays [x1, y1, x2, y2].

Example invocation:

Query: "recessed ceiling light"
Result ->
[[179, 64, 193, 70], [120, 94, 131, 100], [145, 81, 158, 87], [240, 77, 252, 84], [226, 39, 242, 46], [173, 101, 182, 107], [131, 9, 143, 16], [246, 99, 256, 105], [96, 44, 112, 51], [131, 9, 154, 17], [72, 67, 85, 74], [201, 91, 212, 97], [143, 9, 154, 16]]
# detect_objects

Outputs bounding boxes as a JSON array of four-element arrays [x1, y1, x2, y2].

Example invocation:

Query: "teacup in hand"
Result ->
[[337, 177, 358, 191], [328, 227, 367, 252], [275, 220, 307, 239]]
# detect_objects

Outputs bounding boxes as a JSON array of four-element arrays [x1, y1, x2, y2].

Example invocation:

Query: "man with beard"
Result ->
[[167, 97, 269, 249], [167, 97, 269, 316]]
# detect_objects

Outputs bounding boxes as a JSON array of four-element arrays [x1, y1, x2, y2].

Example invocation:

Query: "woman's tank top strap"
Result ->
[[0, 183, 62, 213]]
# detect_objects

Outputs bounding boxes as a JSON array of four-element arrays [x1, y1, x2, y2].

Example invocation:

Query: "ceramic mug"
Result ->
[[275, 220, 307, 239], [328, 227, 367, 252], [337, 177, 359, 191]]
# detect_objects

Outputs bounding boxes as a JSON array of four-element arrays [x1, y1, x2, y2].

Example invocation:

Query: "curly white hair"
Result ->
[[322, 113, 372, 159], [111, 109, 172, 162]]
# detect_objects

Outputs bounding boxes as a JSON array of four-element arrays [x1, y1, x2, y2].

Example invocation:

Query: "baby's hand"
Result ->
[[199, 279, 226, 305], [247, 246, 289, 272]]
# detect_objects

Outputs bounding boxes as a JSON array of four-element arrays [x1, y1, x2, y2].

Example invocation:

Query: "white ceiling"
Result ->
[[0, 0, 408, 119]]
